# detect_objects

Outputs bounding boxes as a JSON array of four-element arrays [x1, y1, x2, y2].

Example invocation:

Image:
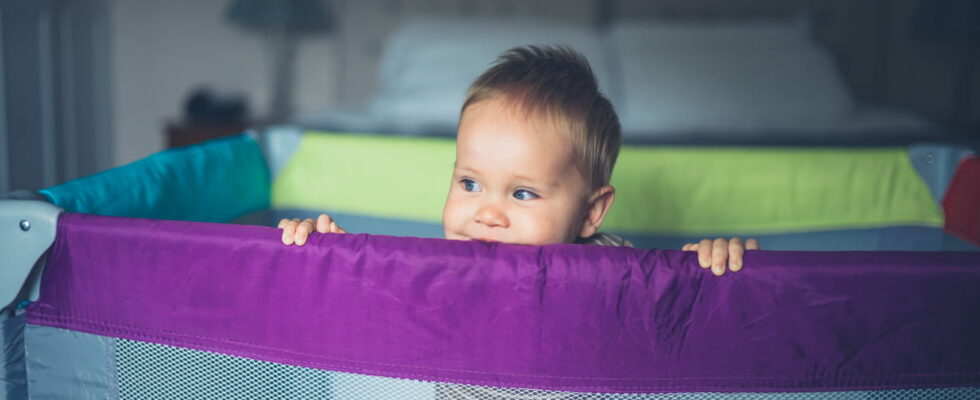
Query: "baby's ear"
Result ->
[[578, 185, 615, 239]]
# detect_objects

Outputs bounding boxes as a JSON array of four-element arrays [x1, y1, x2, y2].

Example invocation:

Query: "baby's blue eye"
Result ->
[[513, 189, 538, 201], [461, 179, 481, 192]]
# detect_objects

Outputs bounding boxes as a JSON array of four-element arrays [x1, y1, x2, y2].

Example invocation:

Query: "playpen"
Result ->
[[2, 129, 978, 399]]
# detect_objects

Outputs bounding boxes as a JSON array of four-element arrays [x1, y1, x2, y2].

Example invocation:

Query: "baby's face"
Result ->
[[443, 98, 592, 245]]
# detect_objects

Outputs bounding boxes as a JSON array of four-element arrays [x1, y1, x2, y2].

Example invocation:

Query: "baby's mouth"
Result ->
[[459, 235, 498, 243], [451, 233, 501, 243]]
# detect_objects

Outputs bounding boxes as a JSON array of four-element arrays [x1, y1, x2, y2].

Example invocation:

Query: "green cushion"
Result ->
[[273, 133, 453, 223], [272, 132, 942, 235]]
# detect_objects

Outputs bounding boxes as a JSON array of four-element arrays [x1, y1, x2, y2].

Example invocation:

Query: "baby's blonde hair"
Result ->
[[461, 45, 621, 189]]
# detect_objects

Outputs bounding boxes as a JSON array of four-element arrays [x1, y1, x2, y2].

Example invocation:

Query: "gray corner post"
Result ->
[[0, 199, 62, 314], [1, 199, 61, 400]]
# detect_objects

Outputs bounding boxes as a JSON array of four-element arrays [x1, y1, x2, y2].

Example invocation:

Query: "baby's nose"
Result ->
[[474, 203, 509, 228]]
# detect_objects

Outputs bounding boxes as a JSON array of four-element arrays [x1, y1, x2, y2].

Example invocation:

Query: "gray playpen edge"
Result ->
[[0, 198, 61, 400]]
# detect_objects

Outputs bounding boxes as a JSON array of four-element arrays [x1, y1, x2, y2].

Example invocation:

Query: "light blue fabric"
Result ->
[[24, 324, 117, 400], [255, 126, 304, 181], [620, 226, 979, 252], [40, 135, 270, 223], [267, 209, 979, 251], [907, 144, 974, 203], [1, 313, 27, 400], [269, 209, 445, 239]]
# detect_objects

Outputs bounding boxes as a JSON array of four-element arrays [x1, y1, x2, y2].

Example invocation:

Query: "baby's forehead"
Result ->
[[459, 95, 585, 157], [459, 118, 574, 159], [464, 97, 576, 138]]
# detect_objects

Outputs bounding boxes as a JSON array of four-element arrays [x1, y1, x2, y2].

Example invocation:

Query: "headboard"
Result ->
[[333, 0, 595, 106], [610, 0, 887, 103], [331, 0, 886, 107]]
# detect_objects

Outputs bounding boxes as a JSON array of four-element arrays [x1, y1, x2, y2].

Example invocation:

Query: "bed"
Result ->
[[301, 5, 968, 148], [282, 4, 980, 250]]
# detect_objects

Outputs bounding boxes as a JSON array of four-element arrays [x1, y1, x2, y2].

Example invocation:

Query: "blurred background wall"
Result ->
[[110, 0, 338, 166], [1, 0, 977, 193]]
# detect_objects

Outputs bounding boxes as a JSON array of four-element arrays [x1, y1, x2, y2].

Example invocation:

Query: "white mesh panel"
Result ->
[[115, 339, 980, 400]]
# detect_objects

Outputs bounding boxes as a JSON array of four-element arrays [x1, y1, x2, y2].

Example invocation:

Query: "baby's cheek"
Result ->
[[441, 199, 465, 236], [546, 208, 585, 244], [516, 211, 569, 245]]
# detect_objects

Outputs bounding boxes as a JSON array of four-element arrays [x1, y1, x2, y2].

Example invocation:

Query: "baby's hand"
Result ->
[[278, 214, 347, 246], [682, 238, 760, 276]]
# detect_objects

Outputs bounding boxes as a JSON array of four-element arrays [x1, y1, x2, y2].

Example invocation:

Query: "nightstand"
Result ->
[[165, 120, 253, 148]]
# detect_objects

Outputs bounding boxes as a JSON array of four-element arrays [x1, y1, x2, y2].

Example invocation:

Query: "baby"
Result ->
[[280, 45, 758, 276]]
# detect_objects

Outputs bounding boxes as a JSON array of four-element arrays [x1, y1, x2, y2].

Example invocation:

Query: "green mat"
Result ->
[[272, 133, 454, 223], [272, 132, 942, 235]]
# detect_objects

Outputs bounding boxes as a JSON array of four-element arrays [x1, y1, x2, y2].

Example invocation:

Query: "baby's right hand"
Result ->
[[278, 214, 347, 246]]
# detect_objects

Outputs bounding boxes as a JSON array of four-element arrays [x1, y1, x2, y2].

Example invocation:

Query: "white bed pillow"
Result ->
[[609, 19, 855, 135], [369, 16, 615, 133]]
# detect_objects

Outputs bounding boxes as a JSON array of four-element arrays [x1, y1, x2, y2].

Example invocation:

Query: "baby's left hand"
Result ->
[[682, 238, 760, 276]]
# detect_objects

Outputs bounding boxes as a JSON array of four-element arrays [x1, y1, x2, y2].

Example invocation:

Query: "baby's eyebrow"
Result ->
[[512, 173, 539, 184], [512, 174, 559, 191], [454, 164, 475, 172]]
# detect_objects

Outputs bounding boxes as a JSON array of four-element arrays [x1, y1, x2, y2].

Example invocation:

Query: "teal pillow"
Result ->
[[41, 135, 269, 222]]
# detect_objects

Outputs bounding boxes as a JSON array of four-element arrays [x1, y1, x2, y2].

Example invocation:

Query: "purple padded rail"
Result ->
[[26, 213, 980, 393]]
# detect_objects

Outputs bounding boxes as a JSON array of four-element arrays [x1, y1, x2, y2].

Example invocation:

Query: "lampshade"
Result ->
[[226, 0, 335, 34], [914, 0, 980, 41]]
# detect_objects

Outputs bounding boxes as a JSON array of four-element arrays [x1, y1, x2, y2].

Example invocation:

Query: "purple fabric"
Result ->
[[26, 213, 980, 393]]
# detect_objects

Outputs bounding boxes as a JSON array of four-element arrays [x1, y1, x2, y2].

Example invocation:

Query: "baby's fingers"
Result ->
[[746, 238, 761, 250], [315, 214, 333, 233], [316, 214, 348, 234], [697, 239, 713, 270], [711, 238, 728, 276], [682, 243, 698, 251], [281, 219, 300, 245], [728, 237, 744, 272], [294, 218, 315, 246]]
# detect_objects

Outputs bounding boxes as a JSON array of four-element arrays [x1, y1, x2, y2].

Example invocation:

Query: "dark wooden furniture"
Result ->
[[165, 120, 253, 148]]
